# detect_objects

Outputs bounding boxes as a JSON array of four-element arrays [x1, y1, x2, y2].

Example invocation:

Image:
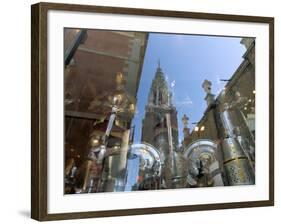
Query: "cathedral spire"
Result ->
[[141, 60, 180, 188], [147, 62, 171, 107], [156, 59, 163, 73]]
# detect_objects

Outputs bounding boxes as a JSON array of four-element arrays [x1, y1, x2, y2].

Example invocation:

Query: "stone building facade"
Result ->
[[141, 63, 187, 189], [185, 38, 256, 186]]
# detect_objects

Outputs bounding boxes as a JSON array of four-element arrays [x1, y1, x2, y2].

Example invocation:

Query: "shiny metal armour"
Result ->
[[221, 138, 254, 185], [183, 140, 224, 187], [219, 108, 255, 185], [124, 143, 163, 191]]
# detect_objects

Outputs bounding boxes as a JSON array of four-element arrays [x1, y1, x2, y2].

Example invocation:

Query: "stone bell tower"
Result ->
[[141, 62, 180, 188]]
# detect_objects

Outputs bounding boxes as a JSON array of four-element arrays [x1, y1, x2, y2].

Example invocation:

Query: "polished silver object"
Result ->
[[70, 166, 77, 178], [218, 90, 255, 185], [183, 140, 224, 187], [87, 145, 106, 164], [125, 143, 163, 191], [104, 110, 116, 143]]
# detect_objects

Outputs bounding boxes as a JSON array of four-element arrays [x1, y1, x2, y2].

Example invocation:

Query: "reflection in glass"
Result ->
[[64, 29, 255, 194]]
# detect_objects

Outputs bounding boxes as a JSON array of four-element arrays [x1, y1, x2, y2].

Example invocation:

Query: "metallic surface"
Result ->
[[219, 100, 255, 185], [183, 139, 223, 187], [125, 143, 163, 190]]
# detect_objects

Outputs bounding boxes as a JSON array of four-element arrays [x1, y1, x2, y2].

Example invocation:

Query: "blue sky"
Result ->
[[132, 33, 246, 144]]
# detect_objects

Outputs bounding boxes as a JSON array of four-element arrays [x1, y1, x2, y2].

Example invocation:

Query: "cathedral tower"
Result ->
[[141, 62, 181, 187]]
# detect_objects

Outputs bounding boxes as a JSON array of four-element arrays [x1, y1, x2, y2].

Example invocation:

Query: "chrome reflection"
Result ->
[[125, 143, 163, 191], [183, 139, 224, 187]]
